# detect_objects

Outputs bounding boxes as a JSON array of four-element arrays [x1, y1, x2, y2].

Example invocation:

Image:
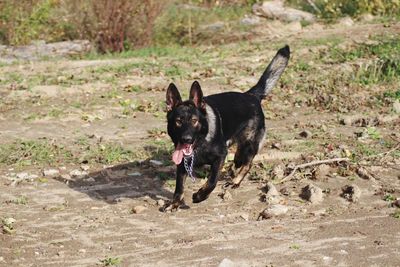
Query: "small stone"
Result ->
[[299, 130, 312, 139], [16, 172, 38, 180], [0, 256, 5, 263], [78, 249, 86, 254], [265, 182, 280, 197], [43, 169, 59, 177], [80, 165, 90, 171], [57, 76, 67, 83], [132, 205, 147, 214], [240, 213, 249, 221], [69, 169, 88, 178], [391, 199, 400, 208], [356, 167, 374, 180], [300, 184, 324, 204], [258, 204, 289, 220], [149, 160, 163, 166], [56, 251, 65, 257], [84, 177, 95, 183], [218, 258, 235, 267], [393, 100, 400, 114], [312, 164, 331, 180], [271, 142, 282, 150], [219, 190, 233, 201], [271, 164, 285, 179], [341, 184, 361, 203], [156, 199, 165, 207], [128, 172, 142, 177], [338, 17, 354, 27]]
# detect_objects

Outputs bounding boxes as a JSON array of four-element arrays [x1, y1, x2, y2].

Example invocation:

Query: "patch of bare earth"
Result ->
[[1, 22, 400, 266]]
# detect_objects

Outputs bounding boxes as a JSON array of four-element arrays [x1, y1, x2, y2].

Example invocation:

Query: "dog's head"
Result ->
[[166, 81, 208, 165]]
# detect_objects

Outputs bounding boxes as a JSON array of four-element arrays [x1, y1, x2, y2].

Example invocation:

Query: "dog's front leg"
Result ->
[[192, 158, 224, 203], [161, 164, 188, 212]]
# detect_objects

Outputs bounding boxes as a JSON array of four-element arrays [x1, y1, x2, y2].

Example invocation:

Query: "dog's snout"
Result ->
[[181, 135, 193, 144]]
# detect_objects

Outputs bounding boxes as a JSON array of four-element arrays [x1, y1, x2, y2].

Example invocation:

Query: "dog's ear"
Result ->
[[189, 81, 205, 109], [166, 83, 182, 111]]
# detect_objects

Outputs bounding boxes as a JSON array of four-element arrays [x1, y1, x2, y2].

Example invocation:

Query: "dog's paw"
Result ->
[[160, 199, 189, 212], [222, 181, 240, 189], [192, 190, 210, 203]]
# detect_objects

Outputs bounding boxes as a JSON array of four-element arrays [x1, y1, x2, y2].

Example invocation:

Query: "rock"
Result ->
[[0, 40, 92, 63], [69, 169, 88, 178], [312, 164, 331, 180], [300, 184, 324, 204], [253, 0, 315, 23], [393, 100, 400, 114], [240, 15, 261, 26], [356, 167, 375, 180], [271, 164, 285, 179], [218, 190, 233, 201], [43, 169, 60, 177], [240, 213, 249, 221], [299, 130, 312, 139], [360, 13, 374, 22], [132, 205, 147, 214], [265, 182, 280, 197], [156, 199, 165, 207], [392, 199, 400, 208], [286, 21, 302, 32], [218, 258, 236, 267], [80, 165, 90, 171], [78, 249, 86, 254], [199, 21, 225, 32], [149, 160, 163, 166], [341, 184, 361, 203], [258, 204, 289, 220], [338, 17, 354, 27], [128, 172, 142, 177], [83, 177, 95, 183]]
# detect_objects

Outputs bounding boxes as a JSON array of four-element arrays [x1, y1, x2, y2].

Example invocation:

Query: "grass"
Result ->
[[6, 196, 28, 205], [100, 256, 121, 266], [0, 140, 74, 167]]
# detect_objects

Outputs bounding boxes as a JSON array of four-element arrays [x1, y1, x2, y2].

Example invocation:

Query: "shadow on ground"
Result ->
[[54, 145, 175, 204]]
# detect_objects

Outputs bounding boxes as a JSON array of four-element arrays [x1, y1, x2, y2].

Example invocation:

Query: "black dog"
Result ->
[[163, 45, 290, 211]]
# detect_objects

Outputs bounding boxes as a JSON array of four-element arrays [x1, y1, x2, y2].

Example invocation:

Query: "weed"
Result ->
[[0, 140, 73, 167], [367, 127, 382, 140], [289, 244, 301, 250], [392, 209, 400, 219], [48, 108, 64, 118], [82, 144, 135, 165], [383, 194, 395, 202], [6, 196, 28, 205]]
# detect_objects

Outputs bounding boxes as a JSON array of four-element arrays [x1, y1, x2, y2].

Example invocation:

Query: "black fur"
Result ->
[[162, 46, 290, 211]]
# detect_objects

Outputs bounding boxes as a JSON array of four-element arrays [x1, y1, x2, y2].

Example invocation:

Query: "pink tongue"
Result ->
[[172, 144, 185, 165]]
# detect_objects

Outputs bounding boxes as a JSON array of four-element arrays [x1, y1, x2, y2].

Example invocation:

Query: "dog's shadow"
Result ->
[[54, 145, 175, 204]]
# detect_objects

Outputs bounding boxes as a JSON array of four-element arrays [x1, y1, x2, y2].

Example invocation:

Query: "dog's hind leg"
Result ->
[[230, 126, 266, 188]]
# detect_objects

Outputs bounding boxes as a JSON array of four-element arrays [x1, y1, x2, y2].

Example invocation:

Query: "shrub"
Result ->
[[286, 0, 400, 20]]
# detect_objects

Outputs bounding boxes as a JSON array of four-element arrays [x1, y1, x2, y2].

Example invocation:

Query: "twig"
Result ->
[[374, 142, 400, 159], [306, 0, 321, 13], [279, 157, 350, 184]]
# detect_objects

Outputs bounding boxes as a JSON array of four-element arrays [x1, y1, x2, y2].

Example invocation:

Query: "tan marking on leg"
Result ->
[[232, 163, 252, 187]]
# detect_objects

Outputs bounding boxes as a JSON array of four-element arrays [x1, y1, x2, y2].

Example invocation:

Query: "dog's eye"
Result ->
[[175, 119, 182, 127], [191, 118, 198, 125]]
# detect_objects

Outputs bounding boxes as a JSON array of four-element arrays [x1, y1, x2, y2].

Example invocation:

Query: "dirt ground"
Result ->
[[1, 20, 400, 267]]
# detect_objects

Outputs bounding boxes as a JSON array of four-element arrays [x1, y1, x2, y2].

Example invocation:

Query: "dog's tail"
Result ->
[[246, 45, 290, 100]]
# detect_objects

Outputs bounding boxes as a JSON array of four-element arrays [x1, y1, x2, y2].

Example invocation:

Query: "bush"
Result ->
[[286, 0, 400, 20]]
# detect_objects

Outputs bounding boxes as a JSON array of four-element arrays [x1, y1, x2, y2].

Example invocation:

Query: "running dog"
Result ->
[[163, 45, 290, 211]]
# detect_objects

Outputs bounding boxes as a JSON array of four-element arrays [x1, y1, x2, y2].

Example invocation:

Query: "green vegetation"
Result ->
[[100, 256, 122, 266], [0, 140, 74, 167], [287, 0, 400, 20]]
